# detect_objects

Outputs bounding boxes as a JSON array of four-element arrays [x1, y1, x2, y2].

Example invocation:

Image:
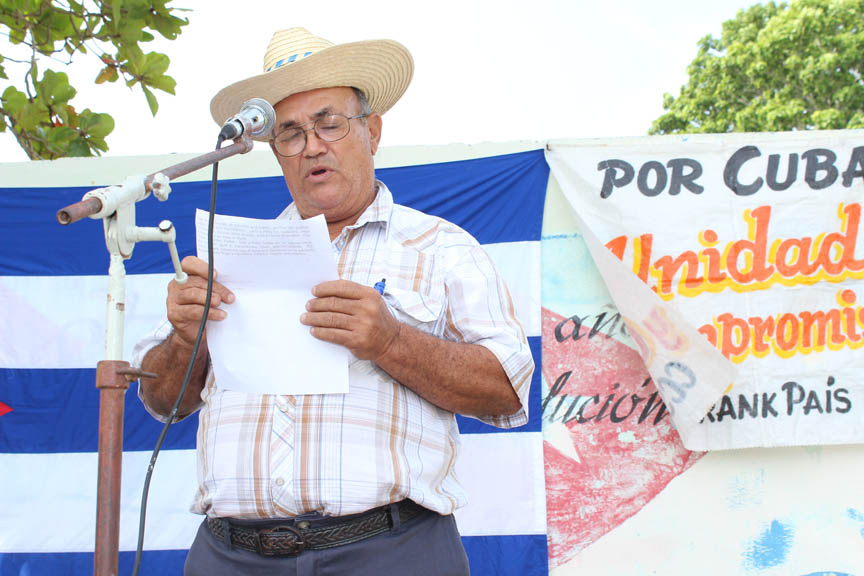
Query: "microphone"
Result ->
[[219, 98, 276, 140]]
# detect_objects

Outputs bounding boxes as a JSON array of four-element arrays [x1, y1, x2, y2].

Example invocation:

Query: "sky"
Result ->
[[0, 0, 758, 163]]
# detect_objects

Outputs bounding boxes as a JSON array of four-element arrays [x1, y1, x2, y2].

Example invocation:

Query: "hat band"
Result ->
[[266, 51, 314, 73]]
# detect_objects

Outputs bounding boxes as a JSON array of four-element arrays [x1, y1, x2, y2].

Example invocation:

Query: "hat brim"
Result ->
[[210, 39, 413, 141]]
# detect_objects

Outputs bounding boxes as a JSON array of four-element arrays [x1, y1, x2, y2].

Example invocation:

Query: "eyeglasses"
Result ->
[[272, 114, 368, 157]]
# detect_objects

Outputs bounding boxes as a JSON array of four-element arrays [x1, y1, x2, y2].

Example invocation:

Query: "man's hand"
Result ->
[[301, 279, 400, 362], [139, 255, 235, 418], [167, 256, 235, 346], [301, 279, 521, 417]]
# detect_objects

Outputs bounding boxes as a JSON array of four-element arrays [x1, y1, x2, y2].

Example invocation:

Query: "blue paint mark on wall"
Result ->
[[744, 519, 793, 570], [848, 508, 864, 538]]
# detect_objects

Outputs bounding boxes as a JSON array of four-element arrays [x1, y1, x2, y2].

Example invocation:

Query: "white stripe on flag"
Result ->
[[454, 431, 546, 536], [0, 273, 172, 369], [482, 241, 541, 338], [0, 242, 539, 369], [0, 432, 544, 552], [0, 450, 200, 553]]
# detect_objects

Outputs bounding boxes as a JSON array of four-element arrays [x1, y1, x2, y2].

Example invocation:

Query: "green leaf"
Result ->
[[37, 70, 77, 107], [94, 66, 119, 84], [67, 137, 92, 157], [112, 0, 123, 25], [142, 85, 158, 116], [150, 11, 189, 39], [89, 135, 109, 153], [16, 102, 46, 131], [47, 125, 77, 145], [2, 86, 29, 115], [8, 25, 26, 44], [146, 73, 176, 95], [119, 18, 146, 43], [142, 52, 170, 77], [50, 10, 75, 37], [80, 110, 115, 139]]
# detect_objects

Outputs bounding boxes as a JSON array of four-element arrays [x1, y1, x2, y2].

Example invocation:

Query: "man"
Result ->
[[134, 27, 533, 576]]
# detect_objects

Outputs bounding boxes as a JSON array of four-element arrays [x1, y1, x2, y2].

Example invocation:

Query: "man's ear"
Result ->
[[367, 113, 382, 155]]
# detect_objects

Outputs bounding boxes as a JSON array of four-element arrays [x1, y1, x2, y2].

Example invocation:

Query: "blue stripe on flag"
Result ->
[[463, 534, 550, 576], [0, 368, 199, 454], [0, 336, 539, 453], [0, 549, 188, 576], [0, 534, 547, 576], [0, 150, 547, 276]]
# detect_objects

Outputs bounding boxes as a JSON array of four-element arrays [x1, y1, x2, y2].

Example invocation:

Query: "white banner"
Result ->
[[547, 130, 864, 450]]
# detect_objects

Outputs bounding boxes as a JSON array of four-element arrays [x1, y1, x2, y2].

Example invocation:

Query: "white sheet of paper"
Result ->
[[195, 209, 348, 395]]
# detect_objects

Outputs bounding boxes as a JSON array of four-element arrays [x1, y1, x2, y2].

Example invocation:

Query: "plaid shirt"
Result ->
[[133, 182, 533, 519]]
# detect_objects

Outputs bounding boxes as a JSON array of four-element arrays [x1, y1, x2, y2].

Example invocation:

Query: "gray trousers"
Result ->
[[184, 507, 470, 576]]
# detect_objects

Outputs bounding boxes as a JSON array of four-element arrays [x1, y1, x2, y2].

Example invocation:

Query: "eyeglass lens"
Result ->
[[274, 114, 353, 157]]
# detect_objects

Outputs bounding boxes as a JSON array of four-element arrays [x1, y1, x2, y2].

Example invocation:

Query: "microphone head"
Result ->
[[241, 98, 276, 138]]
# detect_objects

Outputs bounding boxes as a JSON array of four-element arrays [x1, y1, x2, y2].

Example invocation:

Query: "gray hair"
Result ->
[[352, 87, 372, 116]]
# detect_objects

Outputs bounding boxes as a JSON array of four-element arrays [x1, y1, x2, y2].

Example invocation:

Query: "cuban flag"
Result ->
[[0, 148, 548, 575]]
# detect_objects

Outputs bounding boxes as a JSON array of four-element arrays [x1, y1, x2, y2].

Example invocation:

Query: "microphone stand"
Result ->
[[56, 132, 255, 576]]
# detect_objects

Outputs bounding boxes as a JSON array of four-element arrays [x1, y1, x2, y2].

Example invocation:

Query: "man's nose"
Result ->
[[303, 129, 328, 156]]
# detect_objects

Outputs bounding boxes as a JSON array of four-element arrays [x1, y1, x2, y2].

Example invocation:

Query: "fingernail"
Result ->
[[225, 293, 234, 303], [300, 313, 307, 323]]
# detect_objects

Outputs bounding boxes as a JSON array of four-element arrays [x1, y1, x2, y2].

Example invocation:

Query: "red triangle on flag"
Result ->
[[0, 401, 12, 417]]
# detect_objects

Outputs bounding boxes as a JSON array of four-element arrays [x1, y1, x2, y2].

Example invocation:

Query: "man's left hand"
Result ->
[[301, 279, 401, 361]]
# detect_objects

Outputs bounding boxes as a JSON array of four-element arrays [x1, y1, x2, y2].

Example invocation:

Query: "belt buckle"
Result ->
[[254, 525, 306, 556]]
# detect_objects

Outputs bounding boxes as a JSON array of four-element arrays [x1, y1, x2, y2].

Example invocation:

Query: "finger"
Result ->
[[180, 256, 212, 279], [307, 326, 352, 347], [312, 279, 373, 299], [171, 268, 234, 304], [172, 303, 228, 323], [305, 295, 369, 314], [173, 284, 230, 308], [300, 310, 354, 330]]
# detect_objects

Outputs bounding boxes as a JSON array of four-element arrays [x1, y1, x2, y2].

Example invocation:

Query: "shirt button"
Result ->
[[275, 477, 285, 486]]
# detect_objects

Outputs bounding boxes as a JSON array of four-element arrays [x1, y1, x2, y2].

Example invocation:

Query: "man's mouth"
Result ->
[[307, 167, 331, 179]]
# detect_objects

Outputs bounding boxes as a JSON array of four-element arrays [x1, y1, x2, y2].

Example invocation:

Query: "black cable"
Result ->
[[132, 133, 226, 576]]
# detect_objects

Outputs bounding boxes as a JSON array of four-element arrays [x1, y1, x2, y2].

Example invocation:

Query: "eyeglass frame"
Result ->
[[271, 113, 369, 157]]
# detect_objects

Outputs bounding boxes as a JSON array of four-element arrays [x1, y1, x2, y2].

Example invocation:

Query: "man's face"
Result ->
[[270, 87, 382, 231]]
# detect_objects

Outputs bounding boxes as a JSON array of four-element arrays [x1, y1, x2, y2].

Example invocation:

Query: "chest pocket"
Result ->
[[382, 288, 445, 336]]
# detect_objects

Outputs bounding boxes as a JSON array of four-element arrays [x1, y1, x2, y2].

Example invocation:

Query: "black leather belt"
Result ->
[[207, 500, 427, 556]]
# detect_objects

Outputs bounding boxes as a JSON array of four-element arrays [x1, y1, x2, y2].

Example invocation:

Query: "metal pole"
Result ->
[[94, 361, 130, 576], [94, 250, 129, 576], [56, 139, 252, 225]]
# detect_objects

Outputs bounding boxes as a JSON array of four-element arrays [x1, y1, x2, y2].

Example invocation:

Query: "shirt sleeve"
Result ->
[[442, 243, 534, 428]]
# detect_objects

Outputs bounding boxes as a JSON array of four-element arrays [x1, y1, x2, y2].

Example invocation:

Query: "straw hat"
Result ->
[[210, 27, 413, 140]]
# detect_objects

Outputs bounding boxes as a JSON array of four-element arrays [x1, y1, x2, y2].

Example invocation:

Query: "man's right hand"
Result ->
[[167, 256, 235, 346], [139, 256, 235, 418]]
